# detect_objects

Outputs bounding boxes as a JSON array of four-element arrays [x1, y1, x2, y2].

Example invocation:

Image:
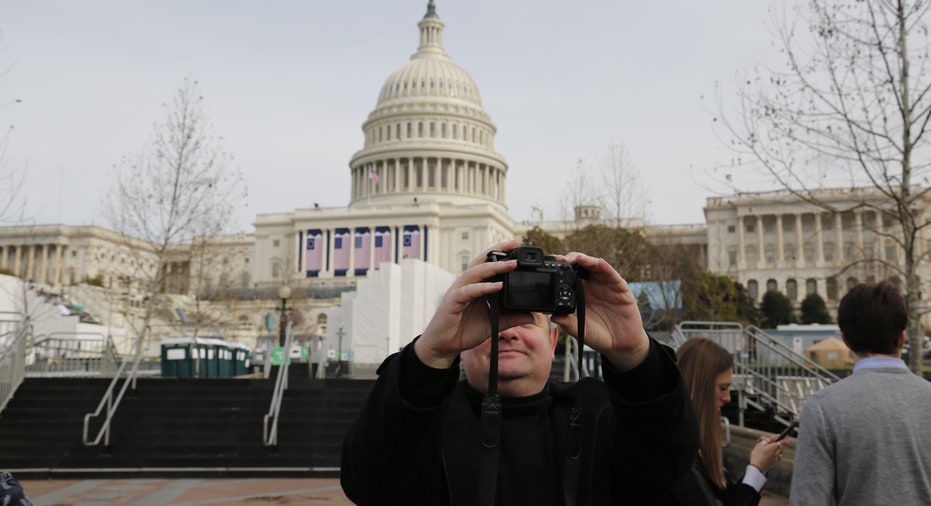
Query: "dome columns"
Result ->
[[351, 156, 505, 204]]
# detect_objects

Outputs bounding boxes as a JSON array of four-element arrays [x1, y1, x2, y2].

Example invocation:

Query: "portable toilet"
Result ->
[[160, 337, 198, 378]]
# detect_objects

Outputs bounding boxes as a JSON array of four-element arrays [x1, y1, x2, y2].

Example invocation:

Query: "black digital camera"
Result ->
[[486, 246, 580, 315]]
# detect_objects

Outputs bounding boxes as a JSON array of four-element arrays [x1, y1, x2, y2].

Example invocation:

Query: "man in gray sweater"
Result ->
[[790, 281, 931, 505]]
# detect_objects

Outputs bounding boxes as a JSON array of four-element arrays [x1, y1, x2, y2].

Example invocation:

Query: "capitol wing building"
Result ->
[[2, 2, 930, 363]]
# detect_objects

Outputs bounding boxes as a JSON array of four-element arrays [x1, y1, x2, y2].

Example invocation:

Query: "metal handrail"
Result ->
[[82, 324, 149, 446], [0, 312, 29, 414], [674, 321, 840, 425], [29, 331, 110, 376], [263, 322, 294, 446]]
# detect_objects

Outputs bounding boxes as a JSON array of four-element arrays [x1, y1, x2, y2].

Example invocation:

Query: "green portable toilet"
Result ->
[[229, 341, 251, 376], [215, 339, 234, 378], [200, 338, 224, 378], [160, 337, 197, 378]]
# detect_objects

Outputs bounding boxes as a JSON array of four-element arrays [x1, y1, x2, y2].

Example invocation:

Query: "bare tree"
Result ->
[[102, 78, 246, 346], [558, 142, 650, 228], [715, 0, 931, 373], [0, 127, 26, 223], [0, 32, 26, 224], [558, 158, 601, 223], [600, 142, 650, 225]]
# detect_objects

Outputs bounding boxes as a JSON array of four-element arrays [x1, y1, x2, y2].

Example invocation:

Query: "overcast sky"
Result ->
[[1, 1, 781, 231]]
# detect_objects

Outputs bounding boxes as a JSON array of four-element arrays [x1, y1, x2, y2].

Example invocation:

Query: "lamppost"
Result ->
[[276, 285, 291, 347]]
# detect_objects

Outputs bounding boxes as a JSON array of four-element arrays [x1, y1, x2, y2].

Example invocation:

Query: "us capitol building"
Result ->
[[1, 2, 928, 360]]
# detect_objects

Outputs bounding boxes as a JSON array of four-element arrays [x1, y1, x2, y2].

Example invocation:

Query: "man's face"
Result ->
[[461, 312, 558, 397]]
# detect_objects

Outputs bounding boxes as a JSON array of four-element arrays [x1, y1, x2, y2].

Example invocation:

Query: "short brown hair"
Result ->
[[836, 281, 907, 355]]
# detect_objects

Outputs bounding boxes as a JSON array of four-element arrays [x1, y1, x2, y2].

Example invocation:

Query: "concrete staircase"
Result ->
[[0, 372, 375, 479]]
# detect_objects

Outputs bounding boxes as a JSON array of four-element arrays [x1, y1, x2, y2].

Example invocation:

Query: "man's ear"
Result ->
[[549, 325, 559, 352]]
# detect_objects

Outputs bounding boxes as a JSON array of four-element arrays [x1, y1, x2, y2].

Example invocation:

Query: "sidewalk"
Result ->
[[21, 478, 352, 506], [21, 477, 790, 505]]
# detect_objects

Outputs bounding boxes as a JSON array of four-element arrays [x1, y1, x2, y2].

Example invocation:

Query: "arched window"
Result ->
[[786, 279, 798, 301], [806, 278, 817, 295], [767, 279, 778, 292], [748, 280, 759, 300], [826, 277, 839, 301]]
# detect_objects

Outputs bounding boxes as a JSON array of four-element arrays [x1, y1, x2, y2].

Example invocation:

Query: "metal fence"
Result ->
[[672, 321, 840, 426], [28, 331, 115, 377], [0, 312, 28, 413]]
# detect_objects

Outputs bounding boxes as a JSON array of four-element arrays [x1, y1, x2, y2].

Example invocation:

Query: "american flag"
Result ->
[[354, 228, 371, 271], [402, 225, 421, 259], [333, 228, 351, 273], [368, 168, 381, 183], [304, 229, 324, 275], [374, 226, 392, 268]]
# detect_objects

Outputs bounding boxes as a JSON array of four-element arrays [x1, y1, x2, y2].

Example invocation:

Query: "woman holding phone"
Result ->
[[660, 338, 785, 506]]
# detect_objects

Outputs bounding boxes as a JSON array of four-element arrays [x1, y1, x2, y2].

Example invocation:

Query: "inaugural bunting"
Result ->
[[354, 227, 372, 274], [374, 226, 392, 268], [304, 229, 324, 276], [333, 228, 351, 275], [402, 225, 421, 260]]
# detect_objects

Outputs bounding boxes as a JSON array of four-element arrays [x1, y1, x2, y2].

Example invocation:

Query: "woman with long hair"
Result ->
[[662, 338, 785, 505]]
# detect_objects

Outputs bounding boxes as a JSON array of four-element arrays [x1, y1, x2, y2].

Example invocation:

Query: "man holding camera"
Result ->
[[341, 241, 698, 505]]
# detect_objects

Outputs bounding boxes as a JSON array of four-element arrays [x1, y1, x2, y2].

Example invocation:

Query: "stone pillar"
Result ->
[[815, 214, 824, 266], [855, 210, 864, 253], [499, 167, 506, 203], [835, 214, 844, 264], [776, 215, 784, 263], [25, 245, 34, 282], [39, 244, 49, 285], [795, 214, 803, 266], [13, 246, 21, 277], [54, 244, 64, 287], [738, 216, 746, 267], [757, 216, 764, 264], [407, 159, 414, 192]]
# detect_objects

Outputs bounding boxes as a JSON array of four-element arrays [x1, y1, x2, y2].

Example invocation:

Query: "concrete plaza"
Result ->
[[20, 477, 789, 505]]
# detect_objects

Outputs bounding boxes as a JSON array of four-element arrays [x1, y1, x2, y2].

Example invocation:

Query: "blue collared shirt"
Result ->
[[853, 356, 908, 373]]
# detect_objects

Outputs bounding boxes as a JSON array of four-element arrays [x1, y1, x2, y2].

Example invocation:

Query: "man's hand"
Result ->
[[415, 240, 534, 369], [551, 252, 650, 371]]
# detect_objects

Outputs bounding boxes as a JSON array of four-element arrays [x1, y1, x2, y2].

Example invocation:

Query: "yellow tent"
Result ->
[[805, 337, 852, 368]]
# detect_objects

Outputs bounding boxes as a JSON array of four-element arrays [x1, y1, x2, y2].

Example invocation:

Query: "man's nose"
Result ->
[[498, 329, 518, 340]]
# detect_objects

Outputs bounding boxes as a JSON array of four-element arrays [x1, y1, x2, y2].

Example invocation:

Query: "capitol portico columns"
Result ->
[[54, 244, 64, 287], [835, 214, 843, 262], [795, 214, 803, 266], [776, 215, 784, 263], [756, 216, 764, 264], [815, 214, 824, 266], [737, 217, 746, 267]]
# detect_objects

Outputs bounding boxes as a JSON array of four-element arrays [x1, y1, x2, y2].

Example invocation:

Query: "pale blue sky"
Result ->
[[1, 1, 779, 231]]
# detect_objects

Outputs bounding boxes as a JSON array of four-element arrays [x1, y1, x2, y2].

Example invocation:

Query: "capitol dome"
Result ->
[[349, 1, 508, 210]]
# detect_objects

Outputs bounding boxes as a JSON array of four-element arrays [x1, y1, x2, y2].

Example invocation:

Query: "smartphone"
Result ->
[[776, 420, 799, 442]]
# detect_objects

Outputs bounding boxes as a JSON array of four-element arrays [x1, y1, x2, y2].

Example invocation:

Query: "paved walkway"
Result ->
[[20, 477, 789, 505]]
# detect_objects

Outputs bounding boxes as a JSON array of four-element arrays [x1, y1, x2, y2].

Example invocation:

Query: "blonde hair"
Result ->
[[676, 338, 733, 489]]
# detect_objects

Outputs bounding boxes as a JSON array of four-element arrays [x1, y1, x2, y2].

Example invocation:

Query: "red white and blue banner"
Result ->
[[401, 225, 421, 260], [354, 227, 372, 274], [374, 226, 392, 268], [304, 229, 324, 277], [333, 228, 351, 275]]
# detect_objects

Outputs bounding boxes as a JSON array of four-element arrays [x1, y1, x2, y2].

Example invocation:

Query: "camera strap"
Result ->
[[477, 293, 503, 506], [564, 274, 586, 506], [478, 262, 590, 506]]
